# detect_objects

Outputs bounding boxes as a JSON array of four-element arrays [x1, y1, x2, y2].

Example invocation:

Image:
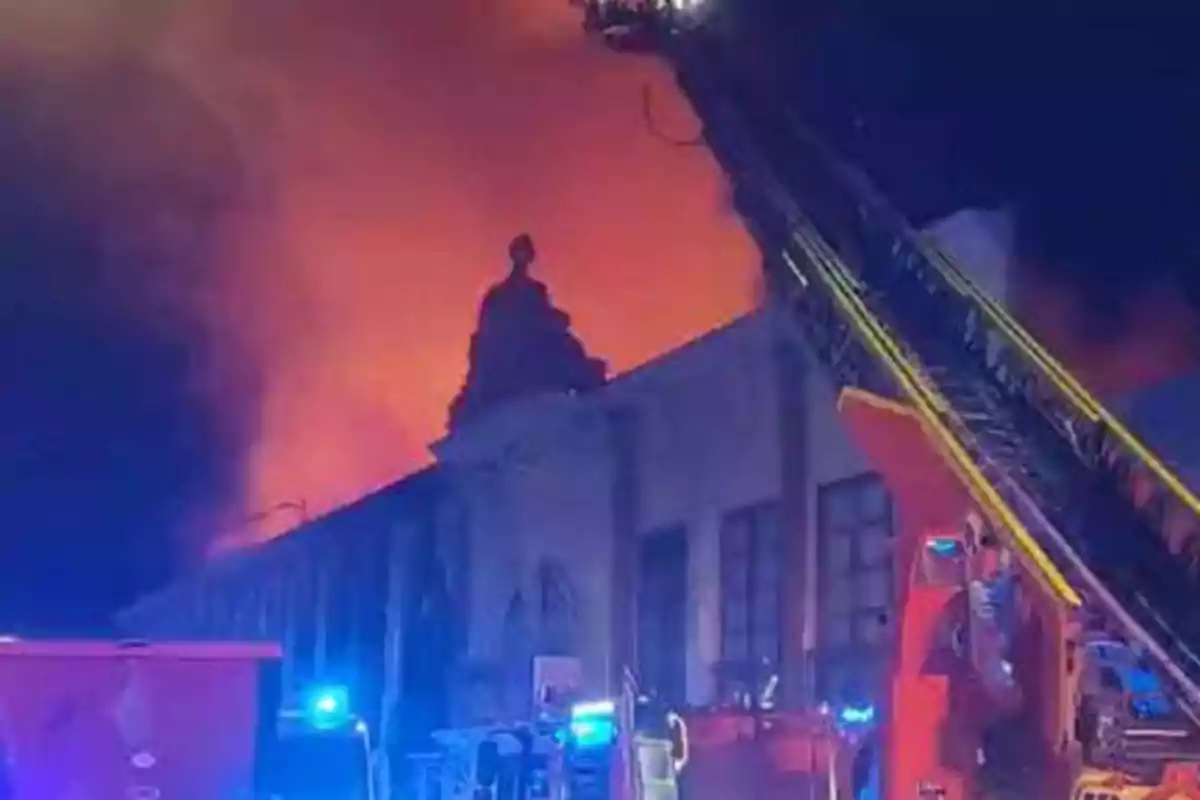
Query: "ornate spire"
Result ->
[[449, 234, 607, 431]]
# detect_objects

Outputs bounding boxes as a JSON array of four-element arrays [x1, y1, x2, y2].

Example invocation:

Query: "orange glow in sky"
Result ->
[[2, 1, 1190, 551], [159, 0, 757, 536]]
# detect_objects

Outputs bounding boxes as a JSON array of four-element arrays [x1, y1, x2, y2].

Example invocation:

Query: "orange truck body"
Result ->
[[0, 639, 281, 800]]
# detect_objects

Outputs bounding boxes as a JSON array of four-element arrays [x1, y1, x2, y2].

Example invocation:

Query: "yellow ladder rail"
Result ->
[[780, 231, 1081, 607], [922, 239, 1200, 524]]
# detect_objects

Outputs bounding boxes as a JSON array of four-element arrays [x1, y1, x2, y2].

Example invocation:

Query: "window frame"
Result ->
[[816, 472, 895, 705], [637, 524, 690, 706], [717, 500, 784, 702]]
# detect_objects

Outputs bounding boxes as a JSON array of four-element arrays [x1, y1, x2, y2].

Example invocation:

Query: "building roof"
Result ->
[[123, 464, 444, 619]]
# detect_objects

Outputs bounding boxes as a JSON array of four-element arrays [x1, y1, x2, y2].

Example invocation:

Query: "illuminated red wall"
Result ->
[[679, 712, 835, 800], [0, 648, 266, 800]]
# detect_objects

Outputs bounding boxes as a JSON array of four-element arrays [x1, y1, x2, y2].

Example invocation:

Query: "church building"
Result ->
[[431, 230, 906, 725], [436, 210, 1200, 730], [118, 209, 1200, 746]]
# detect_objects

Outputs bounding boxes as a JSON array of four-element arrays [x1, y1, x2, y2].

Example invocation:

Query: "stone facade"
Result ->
[[432, 209, 1021, 721], [434, 307, 885, 719], [116, 210, 1030, 733]]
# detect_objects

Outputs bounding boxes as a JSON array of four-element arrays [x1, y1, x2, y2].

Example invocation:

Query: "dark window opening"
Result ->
[[638, 526, 689, 706], [817, 473, 894, 706], [718, 502, 783, 706]]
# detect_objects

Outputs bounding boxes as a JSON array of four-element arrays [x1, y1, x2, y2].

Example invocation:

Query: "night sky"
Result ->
[[0, 54, 254, 629], [1, 0, 1197, 631]]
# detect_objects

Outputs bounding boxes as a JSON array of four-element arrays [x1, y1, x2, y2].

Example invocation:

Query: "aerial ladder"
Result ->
[[575, 1, 1200, 797]]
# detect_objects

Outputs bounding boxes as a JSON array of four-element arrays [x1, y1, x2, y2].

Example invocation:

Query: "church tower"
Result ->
[[448, 234, 607, 431]]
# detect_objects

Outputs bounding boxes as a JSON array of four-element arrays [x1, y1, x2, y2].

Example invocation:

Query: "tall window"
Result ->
[[719, 502, 783, 702], [638, 526, 688, 706], [817, 473, 894, 706], [536, 559, 578, 656]]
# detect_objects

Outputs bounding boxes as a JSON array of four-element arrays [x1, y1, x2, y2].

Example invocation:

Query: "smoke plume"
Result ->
[[3, 0, 1192, 628], [1, 0, 756, 572]]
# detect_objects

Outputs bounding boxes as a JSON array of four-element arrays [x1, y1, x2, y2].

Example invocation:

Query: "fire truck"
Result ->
[[0, 639, 373, 800], [571, 2, 1200, 798]]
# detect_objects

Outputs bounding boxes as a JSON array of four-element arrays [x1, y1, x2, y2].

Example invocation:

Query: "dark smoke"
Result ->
[[0, 55, 257, 631]]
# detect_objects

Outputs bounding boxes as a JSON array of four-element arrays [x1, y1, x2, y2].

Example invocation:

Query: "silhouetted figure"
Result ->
[[449, 234, 607, 430]]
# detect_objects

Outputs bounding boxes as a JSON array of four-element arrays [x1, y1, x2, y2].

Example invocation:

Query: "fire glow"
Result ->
[[2, 0, 1190, 554]]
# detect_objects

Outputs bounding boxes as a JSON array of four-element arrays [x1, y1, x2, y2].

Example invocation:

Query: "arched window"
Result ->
[[535, 559, 578, 656]]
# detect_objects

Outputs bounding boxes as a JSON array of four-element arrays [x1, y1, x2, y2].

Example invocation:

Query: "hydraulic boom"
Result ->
[[578, 0, 1200, 795]]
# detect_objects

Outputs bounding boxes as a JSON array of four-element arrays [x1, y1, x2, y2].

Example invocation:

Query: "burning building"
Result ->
[[118, 212, 1200, 764], [426, 224, 1004, 723]]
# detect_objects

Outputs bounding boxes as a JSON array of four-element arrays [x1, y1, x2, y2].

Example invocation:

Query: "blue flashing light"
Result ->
[[1127, 666, 1163, 697], [303, 684, 352, 731], [569, 699, 617, 749], [1132, 698, 1173, 719], [926, 538, 962, 557], [571, 700, 616, 718], [570, 717, 616, 748], [1128, 667, 1172, 719], [839, 704, 876, 725]]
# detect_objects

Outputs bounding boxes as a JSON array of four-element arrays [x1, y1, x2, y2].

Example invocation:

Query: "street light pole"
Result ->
[[355, 717, 379, 800]]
